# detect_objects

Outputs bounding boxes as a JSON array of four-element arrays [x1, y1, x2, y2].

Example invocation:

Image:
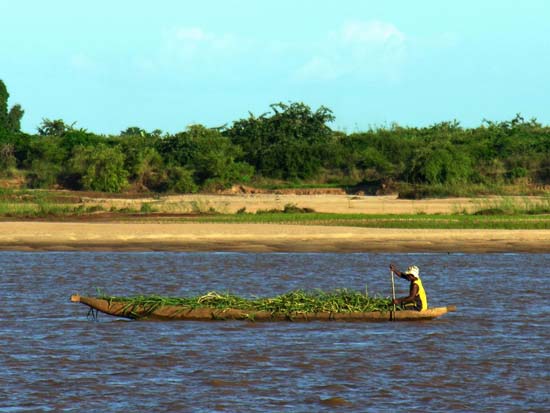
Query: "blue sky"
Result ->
[[1, 0, 549, 134]]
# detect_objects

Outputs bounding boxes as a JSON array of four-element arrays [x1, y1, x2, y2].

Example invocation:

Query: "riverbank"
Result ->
[[1, 222, 549, 253], [4, 192, 550, 216]]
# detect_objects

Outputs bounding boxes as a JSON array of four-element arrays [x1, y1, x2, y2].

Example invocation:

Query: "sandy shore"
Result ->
[[83, 194, 484, 214], [1, 222, 549, 253]]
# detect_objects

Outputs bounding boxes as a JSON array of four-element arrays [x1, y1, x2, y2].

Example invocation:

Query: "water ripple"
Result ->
[[0, 251, 548, 412]]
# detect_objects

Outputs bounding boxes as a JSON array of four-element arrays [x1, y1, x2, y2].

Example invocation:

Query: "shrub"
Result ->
[[26, 160, 61, 188], [70, 144, 128, 192]]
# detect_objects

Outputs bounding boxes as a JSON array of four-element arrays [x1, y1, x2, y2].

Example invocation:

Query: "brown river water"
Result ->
[[0, 252, 548, 412]]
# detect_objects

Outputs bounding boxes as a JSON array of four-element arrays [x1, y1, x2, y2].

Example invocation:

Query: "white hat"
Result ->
[[406, 265, 420, 278]]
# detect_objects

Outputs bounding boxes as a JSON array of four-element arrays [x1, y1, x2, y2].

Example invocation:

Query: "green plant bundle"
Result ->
[[100, 289, 393, 318]]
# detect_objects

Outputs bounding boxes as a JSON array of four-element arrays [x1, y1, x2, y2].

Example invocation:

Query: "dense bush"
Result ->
[[69, 144, 128, 192], [1, 79, 549, 195], [224, 102, 335, 179]]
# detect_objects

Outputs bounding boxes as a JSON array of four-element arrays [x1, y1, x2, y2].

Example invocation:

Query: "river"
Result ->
[[0, 252, 548, 412]]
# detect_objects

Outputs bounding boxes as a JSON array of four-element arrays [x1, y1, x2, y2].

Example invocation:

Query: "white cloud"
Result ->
[[140, 21, 408, 85], [163, 26, 243, 62], [69, 53, 98, 72], [297, 57, 339, 81], [295, 20, 407, 82], [174, 27, 208, 42], [339, 20, 405, 46]]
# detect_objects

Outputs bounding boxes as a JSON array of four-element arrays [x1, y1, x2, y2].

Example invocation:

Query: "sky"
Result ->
[[1, 0, 549, 135]]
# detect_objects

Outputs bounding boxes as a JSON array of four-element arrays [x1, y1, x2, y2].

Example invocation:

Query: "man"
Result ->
[[389, 263, 428, 311]]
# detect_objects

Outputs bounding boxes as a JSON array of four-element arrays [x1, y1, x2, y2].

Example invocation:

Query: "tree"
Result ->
[[225, 102, 335, 179], [0, 80, 8, 130], [157, 124, 254, 188], [404, 144, 473, 185], [0, 143, 17, 176], [163, 166, 198, 193], [62, 129, 104, 157], [0, 80, 24, 132], [7, 104, 24, 132], [117, 134, 164, 191], [356, 147, 393, 180], [121, 126, 146, 136], [69, 144, 128, 192], [26, 159, 61, 188], [120, 127, 163, 138], [37, 118, 74, 136], [25, 136, 67, 169], [535, 156, 550, 184]]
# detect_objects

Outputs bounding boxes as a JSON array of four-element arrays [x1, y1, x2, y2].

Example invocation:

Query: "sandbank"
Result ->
[[0, 222, 549, 253]]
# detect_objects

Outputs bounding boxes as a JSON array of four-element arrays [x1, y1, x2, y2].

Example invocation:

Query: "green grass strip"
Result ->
[[173, 212, 550, 230]]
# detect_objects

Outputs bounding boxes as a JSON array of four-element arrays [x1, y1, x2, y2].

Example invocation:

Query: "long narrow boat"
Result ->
[[71, 294, 456, 322]]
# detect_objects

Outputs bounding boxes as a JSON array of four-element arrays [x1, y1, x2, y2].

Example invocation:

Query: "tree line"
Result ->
[[1, 79, 549, 196]]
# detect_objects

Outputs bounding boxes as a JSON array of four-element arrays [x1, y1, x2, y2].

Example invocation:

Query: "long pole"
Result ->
[[390, 269, 397, 319]]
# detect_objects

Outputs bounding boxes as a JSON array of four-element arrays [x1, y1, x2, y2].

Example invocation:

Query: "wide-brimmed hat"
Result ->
[[406, 265, 420, 278]]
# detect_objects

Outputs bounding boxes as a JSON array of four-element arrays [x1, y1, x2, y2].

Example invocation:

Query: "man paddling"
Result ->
[[389, 263, 428, 311]]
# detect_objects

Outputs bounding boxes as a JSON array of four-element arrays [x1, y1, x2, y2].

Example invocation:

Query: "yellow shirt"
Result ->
[[414, 278, 428, 311]]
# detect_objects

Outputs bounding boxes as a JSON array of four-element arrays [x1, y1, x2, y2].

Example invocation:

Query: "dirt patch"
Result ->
[[219, 185, 349, 195], [0, 177, 25, 189]]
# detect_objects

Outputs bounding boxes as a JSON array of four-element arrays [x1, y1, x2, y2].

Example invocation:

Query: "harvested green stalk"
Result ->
[[100, 289, 393, 318]]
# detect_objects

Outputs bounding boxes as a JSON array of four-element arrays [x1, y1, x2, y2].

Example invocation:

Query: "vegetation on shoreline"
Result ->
[[1, 79, 549, 198], [100, 289, 393, 318], [187, 213, 550, 230], [1, 188, 550, 229]]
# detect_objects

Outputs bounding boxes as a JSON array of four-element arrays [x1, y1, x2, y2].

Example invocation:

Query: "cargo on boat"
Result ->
[[70, 294, 456, 322]]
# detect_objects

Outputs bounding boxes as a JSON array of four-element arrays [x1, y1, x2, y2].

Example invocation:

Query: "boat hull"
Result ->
[[71, 295, 456, 322]]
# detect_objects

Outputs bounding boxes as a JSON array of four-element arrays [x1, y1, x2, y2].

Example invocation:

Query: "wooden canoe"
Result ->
[[71, 294, 456, 322]]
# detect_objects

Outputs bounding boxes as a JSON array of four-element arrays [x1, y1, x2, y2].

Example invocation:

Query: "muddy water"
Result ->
[[0, 252, 548, 412]]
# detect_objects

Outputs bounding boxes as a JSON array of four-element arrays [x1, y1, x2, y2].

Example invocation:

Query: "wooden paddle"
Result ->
[[390, 269, 397, 319]]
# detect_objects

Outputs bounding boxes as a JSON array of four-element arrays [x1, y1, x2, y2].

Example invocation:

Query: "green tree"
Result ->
[[0, 79, 6, 125], [163, 166, 198, 193], [37, 118, 74, 136], [535, 156, 550, 184], [186, 125, 253, 185], [0, 80, 24, 132], [7, 104, 24, 132], [404, 143, 473, 185], [328, 129, 412, 184], [121, 126, 146, 136], [356, 147, 393, 180], [70, 144, 128, 192], [0, 80, 7, 129], [120, 127, 163, 138], [0, 143, 17, 176], [25, 136, 67, 168], [225, 102, 335, 179], [157, 124, 254, 188], [26, 159, 61, 188], [117, 134, 164, 191]]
